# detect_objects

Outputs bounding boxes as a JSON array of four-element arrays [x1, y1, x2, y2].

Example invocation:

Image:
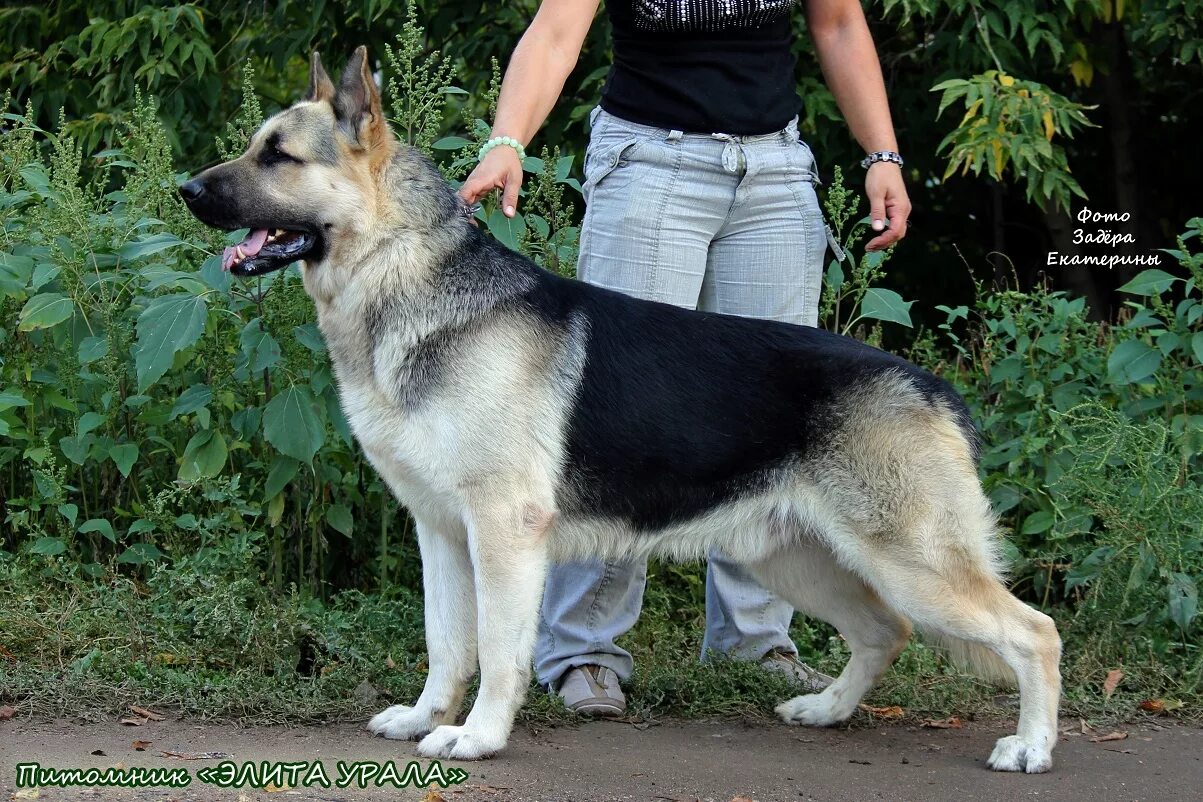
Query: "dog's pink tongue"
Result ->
[[221, 228, 270, 271]]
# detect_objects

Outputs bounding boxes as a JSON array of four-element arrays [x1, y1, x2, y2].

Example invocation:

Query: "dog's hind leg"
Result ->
[[417, 499, 553, 760], [369, 519, 477, 740], [746, 543, 912, 728], [854, 551, 1062, 773]]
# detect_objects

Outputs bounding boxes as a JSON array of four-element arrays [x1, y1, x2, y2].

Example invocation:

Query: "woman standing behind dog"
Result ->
[[459, 0, 911, 717]]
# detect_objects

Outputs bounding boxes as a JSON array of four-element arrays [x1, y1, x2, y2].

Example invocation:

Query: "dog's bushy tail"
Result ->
[[925, 634, 1017, 685]]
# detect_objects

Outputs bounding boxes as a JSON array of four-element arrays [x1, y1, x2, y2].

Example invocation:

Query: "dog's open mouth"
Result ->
[[223, 228, 318, 276]]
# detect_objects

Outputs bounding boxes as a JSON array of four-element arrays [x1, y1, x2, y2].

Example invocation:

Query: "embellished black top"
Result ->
[[599, 0, 801, 136]]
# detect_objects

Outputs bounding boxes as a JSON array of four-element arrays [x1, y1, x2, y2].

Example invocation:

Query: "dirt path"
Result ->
[[2, 716, 1199, 802]]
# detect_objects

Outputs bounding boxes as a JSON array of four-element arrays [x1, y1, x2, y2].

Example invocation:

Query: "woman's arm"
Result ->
[[459, 0, 601, 217], [805, 0, 910, 251]]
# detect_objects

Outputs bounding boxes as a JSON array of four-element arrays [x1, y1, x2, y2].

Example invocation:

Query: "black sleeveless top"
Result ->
[[599, 0, 801, 136]]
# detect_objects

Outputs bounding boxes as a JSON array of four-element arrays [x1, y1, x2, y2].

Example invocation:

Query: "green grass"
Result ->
[[2, 554, 1197, 731]]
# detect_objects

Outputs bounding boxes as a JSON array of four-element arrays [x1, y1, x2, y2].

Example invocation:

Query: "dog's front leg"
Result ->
[[417, 500, 551, 760], [369, 520, 477, 741]]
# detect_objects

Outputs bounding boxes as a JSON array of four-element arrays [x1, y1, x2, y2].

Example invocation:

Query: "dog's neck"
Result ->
[[303, 147, 535, 398]]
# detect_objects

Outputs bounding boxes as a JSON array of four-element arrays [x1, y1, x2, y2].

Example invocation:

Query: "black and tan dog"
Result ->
[[181, 48, 1062, 772]]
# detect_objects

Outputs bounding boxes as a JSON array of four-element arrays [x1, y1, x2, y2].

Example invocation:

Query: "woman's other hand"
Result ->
[[864, 161, 910, 251]]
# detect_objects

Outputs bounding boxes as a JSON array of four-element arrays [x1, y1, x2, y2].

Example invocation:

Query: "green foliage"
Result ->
[[905, 221, 1203, 686], [384, 1, 461, 151], [932, 70, 1096, 212], [215, 62, 265, 163], [1052, 405, 1202, 642], [818, 166, 913, 343], [514, 148, 581, 278]]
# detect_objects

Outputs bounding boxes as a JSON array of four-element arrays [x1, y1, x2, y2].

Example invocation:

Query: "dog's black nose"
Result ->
[[178, 178, 204, 202]]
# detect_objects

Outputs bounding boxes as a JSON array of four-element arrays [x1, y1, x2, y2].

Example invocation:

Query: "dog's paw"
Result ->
[[987, 735, 1053, 773], [417, 725, 504, 760], [775, 692, 852, 728], [367, 704, 436, 741]]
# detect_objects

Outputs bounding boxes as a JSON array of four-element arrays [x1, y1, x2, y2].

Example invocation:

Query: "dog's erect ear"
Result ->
[[334, 46, 386, 150], [307, 52, 335, 103]]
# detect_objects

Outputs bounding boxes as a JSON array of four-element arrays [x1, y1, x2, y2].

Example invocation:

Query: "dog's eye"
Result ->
[[261, 141, 302, 166]]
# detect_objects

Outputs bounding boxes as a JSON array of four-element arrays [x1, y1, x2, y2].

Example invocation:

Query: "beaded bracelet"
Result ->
[[860, 150, 904, 169], [478, 136, 526, 163]]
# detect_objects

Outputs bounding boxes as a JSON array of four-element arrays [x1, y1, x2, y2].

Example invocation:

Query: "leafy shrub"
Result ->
[[0, 11, 583, 598], [910, 220, 1203, 683]]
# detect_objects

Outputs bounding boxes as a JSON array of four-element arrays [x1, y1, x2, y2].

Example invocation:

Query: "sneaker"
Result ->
[[760, 649, 834, 693], [554, 665, 626, 717]]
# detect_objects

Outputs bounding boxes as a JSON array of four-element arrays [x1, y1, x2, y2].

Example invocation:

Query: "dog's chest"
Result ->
[[316, 304, 460, 510], [335, 371, 465, 519]]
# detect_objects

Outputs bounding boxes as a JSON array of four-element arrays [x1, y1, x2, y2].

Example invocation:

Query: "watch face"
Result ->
[[632, 0, 796, 32]]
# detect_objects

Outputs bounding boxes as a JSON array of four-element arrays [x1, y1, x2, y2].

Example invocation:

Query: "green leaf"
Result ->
[[859, 288, 914, 327], [78, 411, 105, 436], [1192, 332, 1203, 366], [118, 231, 188, 261], [79, 518, 116, 543], [30, 536, 67, 556], [127, 519, 155, 535], [18, 292, 74, 331], [178, 429, 227, 481], [432, 135, 474, 150], [0, 390, 30, 411], [293, 323, 326, 354], [1065, 546, 1113, 591], [170, 384, 212, 419], [109, 442, 139, 478], [935, 304, 969, 323], [59, 434, 92, 465], [31, 263, 60, 291], [0, 252, 35, 293], [264, 454, 300, 499], [486, 209, 527, 251], [326, 504, 354, 537], [824, 260, 845, 292], [198, 254, 231, 293], [263, 385, 325, 464], [78, 336, 109, 364], [135, 294, 208, 391], [1117, 269, 1178, 296], [1107, 339, 1161, 385], [1168, 573, 1198, 632], [57, 503, 78, 528], [71, 647, 100, 673], [1020, 510, 1055, 535], [239, 318, 281, 374], [117, 542, 164, 565]]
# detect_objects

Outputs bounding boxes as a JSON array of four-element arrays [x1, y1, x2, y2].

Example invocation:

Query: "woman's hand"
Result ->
[[864, 161, 910, 251], [458, 146, 525, 218]]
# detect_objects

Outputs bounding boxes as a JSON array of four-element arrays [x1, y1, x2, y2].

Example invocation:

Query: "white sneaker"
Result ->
[[555, 665, 627, 717]]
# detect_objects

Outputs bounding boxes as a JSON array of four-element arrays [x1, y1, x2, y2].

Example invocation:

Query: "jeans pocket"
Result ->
[[582, 137, 641, 199]]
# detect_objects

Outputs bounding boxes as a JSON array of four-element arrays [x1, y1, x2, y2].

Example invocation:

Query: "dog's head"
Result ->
[[180, 48, 395, 277]]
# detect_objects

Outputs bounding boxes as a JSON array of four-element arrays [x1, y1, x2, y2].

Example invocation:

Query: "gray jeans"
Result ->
[[535, 107, 829, 688]]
